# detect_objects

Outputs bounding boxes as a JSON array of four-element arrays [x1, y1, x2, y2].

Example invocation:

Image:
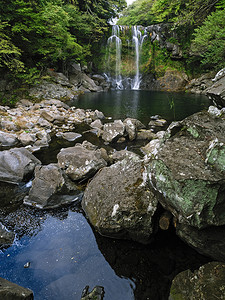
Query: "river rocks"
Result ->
[[23, 163, 81, 209], [57, 143, 107, 181], [0, 277, 33, 300], [169, 262, 225, 300], [18, 132, 37, 146], [176, 223, 225, 261], [0, 148, 41, 184], [206, 73, 225, 108], [82, 156, 158, 244], [0, 222, 15, 247], [0, 131, 18, 147], [123, 118, 145, 141], [102, 120, 125, 143], [81, 286, 104, 300], [146, 109, 225, 229]]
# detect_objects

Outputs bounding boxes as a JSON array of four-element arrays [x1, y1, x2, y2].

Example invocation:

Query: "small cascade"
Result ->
[[105, 25, 148, 90], [106, 25, 123, 89]]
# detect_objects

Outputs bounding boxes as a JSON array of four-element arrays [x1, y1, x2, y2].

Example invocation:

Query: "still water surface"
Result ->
[[73, 90, 210, 125], [0, 91, 210, 299]]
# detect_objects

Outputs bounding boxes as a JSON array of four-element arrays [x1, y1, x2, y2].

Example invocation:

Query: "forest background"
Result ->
[[0, 0, 225, 86]]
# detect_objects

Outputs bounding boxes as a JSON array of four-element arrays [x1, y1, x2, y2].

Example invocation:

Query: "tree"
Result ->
[[191, 8, 225, 70]]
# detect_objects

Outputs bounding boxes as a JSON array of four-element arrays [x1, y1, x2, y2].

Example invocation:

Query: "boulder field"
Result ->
[[0, 94, 225, 298]]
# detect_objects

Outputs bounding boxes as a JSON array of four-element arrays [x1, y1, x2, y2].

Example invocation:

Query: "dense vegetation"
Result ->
[[0, 0, 126, 84], [118, 0, 225, 73]]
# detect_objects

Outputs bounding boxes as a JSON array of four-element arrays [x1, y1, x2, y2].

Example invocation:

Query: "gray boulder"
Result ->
[[206, 73, 225, 108], [0, 223, 15, 247], [0, 277, 33, 300], [0, 148, 41, 184], [57, 143, 107, 181], [18, 132, 37, 146], [123, 118, 145, 141], [102, 120, 125, 143], [0, 131, 18, 147], [169, 262, 225, 300], [82, 157, 158, 244], [23, 164, 81, 209], [146, 110, 225, 229]]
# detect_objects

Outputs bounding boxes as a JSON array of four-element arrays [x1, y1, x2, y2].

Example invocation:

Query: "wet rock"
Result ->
[[61, 132, 82, 142], [0, 223, 15, 247], [185, 73, 214, 94], [169, 262, 225, 300], [81, 285, 104, 300], [176, 223, 225, 261], [146, 110, 225, 229], [102, 120, 125, 143], [23, 163, 81, 209], [206, 73, 225, 108], [57, 143, 107, 181], [148, 119, 167, 128], [0, 277, 33, 300], [109, 149, 141, 163], [18, 132, 37, 146], [0, 148, 41, 184], [82, 157, 158, 244], [90, 119, 103, 130], [123, 118, 145, 141], [136, 129, 157, 140], [0, 131, 18, 147]]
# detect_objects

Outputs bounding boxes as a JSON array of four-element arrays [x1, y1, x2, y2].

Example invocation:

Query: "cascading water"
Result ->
[[106, 25, 123, 90], [106, 25, 148, 90]]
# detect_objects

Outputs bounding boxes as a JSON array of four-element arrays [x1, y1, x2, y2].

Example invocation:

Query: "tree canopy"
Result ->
[[0, 0, 126, 82]]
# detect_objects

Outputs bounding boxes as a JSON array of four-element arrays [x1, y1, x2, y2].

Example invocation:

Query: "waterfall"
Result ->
[[106, 25, 148, 90], [107, 25, 123, 90]]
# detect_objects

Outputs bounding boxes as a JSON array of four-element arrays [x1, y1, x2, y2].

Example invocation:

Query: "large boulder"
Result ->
[[0, 131, 18, 147], [23, 164, 81, 209], [146, 109, 225, 229], [82, 157, 158, 244], [0, 148, 41, 184], [206, 72, 225, 108], [176, 223, 225, 261], [0, 277, 33, 300], [169, 262, 225, 300], [123, 118, 145, 141], [57, 142, 107, 181], [101, 120, 125, 143]]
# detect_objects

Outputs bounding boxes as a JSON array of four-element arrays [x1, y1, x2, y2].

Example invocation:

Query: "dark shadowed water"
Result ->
[[0, 91, 211, 300], [71, 90, 211, 125]]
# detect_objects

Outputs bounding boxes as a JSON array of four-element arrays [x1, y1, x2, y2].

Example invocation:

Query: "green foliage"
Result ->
[[192, 9, 225, 70], [117, 0, 155, 26], [0, 0, 126, 85]]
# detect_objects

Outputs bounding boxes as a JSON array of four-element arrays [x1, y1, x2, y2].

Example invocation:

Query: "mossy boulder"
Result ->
[[82, 156, 158, 244], [146, 109, 225, 229], [170, 262, 225, 300]]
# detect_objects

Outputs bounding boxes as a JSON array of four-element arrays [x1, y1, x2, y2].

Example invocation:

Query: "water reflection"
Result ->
[[72, 90, 210, 125], [0, 204, 209, 300]]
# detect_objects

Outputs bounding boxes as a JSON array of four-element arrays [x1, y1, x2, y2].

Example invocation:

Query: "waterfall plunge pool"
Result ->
[[0, 90, 211, 299], [71, 90, 211, 125]]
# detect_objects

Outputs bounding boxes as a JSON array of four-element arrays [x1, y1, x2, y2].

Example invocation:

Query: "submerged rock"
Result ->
[[0, 277, 33, 300], [57, 142, 107, 181], [0, 148, 41, 184], [170, 262, 225, 300], [81, 286, 104, 300], [82, 157, 158, 244]]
